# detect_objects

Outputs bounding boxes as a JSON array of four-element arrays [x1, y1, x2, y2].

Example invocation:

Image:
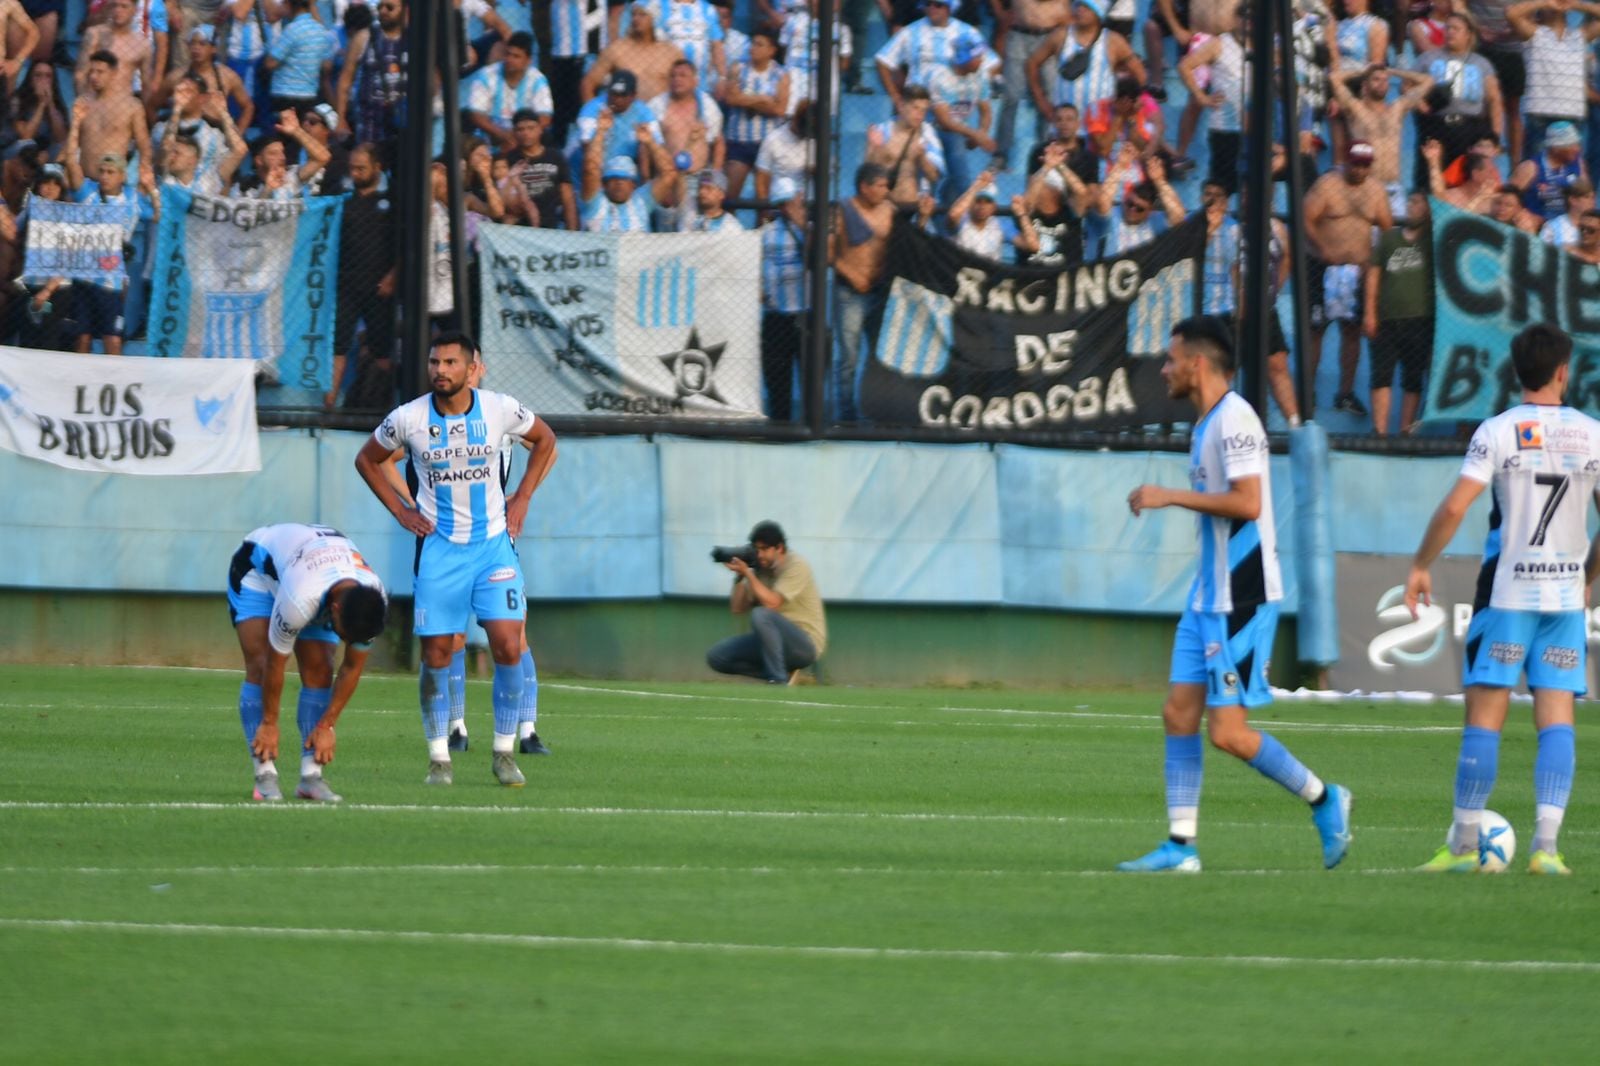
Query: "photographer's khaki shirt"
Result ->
[[768, 552, 827, 657]]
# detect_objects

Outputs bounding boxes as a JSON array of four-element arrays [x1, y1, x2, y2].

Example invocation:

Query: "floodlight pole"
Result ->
[[1239, 0, 1276, 415], [803, 0, 838, 437], [401, 0, 437, 398]]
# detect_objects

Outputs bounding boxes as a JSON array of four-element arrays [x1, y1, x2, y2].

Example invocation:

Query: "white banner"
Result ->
[[478, 224, 765, 419], [0, 346, 260, 475]]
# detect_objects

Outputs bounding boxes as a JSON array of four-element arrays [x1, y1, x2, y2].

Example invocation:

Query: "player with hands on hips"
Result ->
[[355, 331, 558, 788]]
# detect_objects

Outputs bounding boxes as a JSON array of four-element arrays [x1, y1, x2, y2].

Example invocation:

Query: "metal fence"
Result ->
[[6, 0, 1597, 455]]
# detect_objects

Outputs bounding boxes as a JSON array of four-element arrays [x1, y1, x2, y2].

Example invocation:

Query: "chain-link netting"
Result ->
[[4, 0, 1597, 442]]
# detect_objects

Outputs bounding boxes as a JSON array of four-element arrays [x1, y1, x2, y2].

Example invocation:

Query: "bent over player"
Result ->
[[1407, 324, 1599, 875], [228, 523, 389, 803], [1120, 316, 1353, 872], [356, 331, 558, 787]]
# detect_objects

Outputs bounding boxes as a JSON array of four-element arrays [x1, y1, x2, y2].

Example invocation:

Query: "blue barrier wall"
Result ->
[[0, 433, 1492, 611]]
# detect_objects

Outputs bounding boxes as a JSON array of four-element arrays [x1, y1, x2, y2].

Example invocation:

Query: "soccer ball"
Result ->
[[1476, 810, 1517, 873]]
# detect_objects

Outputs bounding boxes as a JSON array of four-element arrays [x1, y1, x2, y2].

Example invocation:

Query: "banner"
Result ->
[[0, 346, 260, 474], [1328, 552, 1600, 694], [862, 216, 1206, 433], [23, 198, 134, 288], [147, 187, 343, 393], [478, 223, 764, 419], [1427, 197, 1600, 423]]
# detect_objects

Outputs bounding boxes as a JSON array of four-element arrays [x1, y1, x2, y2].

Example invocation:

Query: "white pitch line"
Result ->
[[544, 682, 1463, 734], [4, 799, 1588, 836], [2, 918, 1595, 974], [0, 862, 1413, 878]]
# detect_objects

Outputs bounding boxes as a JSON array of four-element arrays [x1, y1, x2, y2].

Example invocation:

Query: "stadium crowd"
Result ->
[[0, 0, 1594, 432]]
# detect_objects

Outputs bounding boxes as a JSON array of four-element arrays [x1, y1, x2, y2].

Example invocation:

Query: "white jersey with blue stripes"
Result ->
[[1461, 403, 1600, 612], [550, 0, 610, 56], [242, 523, 387, 655], [1188, 392, 1282, 613], [373, 390, 540, 546]]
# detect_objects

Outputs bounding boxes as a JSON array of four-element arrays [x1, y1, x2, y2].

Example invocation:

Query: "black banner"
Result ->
[[861, 216, 1206, 433]]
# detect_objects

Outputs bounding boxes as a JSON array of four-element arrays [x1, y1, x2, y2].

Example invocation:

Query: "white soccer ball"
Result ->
[[1476, 810, 1517, 873]]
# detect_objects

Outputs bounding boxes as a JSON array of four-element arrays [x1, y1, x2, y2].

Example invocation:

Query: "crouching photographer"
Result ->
[[706, 521, 827, 685]]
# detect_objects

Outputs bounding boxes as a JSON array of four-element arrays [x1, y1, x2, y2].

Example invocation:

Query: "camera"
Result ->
[[710, 544, 759, 567]]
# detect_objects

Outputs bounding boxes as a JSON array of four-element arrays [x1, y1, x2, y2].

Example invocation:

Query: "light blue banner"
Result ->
[[148, 187, 343, 394], [23, 198, 134, 287], [1427, 197, 1600, 423], [0, 432, 1490, 610]]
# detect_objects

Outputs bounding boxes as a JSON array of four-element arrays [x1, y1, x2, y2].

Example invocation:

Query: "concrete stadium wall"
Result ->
[[0, 589, 1300, 689]]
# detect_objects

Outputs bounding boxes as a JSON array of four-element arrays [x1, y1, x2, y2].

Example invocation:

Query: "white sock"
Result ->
[[1299, 771, 1326, 804], [300, 754, 319, 780], [449, 718, 467, 737], [1168, 809, 1198, 842], [493, 732, 516, 754], [1449, 807, 1484, 854], [519, 721, 537, 740], [428, 736, 449, 761], [1534, 803, 1565, 855], [252, 757, 276, 776]]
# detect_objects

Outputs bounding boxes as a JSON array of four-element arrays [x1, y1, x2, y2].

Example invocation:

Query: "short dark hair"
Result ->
[[508, 31, 535, 55], [431, 329, 479, 358], [1054, 102, 1079, 115], [352, 140, 385, 168], [1510, 323, 1573, 390], [900, 84, 931, 102], [511, 108, 541, 126], [855, 162, 889, 189], [336, 585, 388, 645], [250, 134, 283, 159], [344, 2, 373, 32], [749, 520, 786, 548], [1126, 180, 1157, 205], [1114, 73, 1142, 99], [672, 57, 697, 72], [89, 49, 118, 68], [1171, 315, 1236, 374]]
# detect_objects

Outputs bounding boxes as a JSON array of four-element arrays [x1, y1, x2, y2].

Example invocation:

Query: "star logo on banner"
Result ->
[[658, 328, 728, 403]]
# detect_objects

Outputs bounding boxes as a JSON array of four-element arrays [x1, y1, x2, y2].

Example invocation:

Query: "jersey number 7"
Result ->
[[1531, 474, 1570, 547]]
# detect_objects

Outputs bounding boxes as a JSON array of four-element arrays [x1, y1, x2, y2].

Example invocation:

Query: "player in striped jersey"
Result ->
[[370, 353, 550, 758], [227, 523, 389, 804], [1407, 325, 1600, 875], [356, 331, 558, 787], [1120, 317, 1352, 873]]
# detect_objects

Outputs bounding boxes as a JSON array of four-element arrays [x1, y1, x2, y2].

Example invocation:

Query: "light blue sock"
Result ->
[[448, 648, 466, 724], [1165, 734, 1203, 808], [1247, 732, 1320, 801], [492, 662, 523, 737], [239, 681, 263, 746], [518, 648, 538, 728], [1535, 724, 1576, 810], [296, 687, 331, 748], [420, 665, 451, 741], [1454, 726, 1501, 811]]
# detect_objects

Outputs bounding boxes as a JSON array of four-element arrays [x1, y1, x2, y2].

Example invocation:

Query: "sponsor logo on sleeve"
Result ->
[[487, 567, 518, 582]]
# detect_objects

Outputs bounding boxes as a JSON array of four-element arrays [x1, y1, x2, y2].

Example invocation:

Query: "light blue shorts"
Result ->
[[1170, 603, 1280, 709], [412, 534, 525, 637], [1463, 607, 1587, 693], [225, 570, 338, 644]]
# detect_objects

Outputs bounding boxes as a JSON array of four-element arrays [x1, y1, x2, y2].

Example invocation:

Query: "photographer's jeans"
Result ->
[[706, 607, 818, 684]]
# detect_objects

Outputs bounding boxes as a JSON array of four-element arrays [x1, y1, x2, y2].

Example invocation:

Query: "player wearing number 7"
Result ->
[[356, 330, 558, 788], [1406, 324, 1599, 875]]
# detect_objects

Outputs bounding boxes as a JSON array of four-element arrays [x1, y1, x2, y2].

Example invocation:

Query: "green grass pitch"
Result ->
[[1, 664, 1597, 1063]]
